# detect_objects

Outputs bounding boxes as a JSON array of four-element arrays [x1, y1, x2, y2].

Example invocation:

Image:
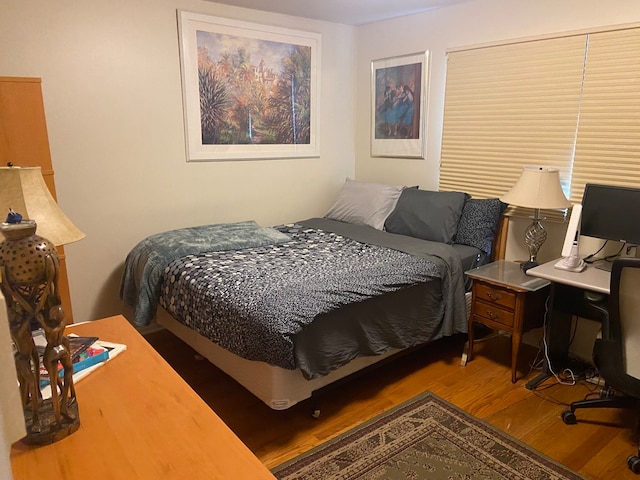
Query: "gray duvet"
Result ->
[[157, 218, 467, 379]]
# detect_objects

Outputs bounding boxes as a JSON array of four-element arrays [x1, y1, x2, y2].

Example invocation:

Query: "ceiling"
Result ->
[[205, 0, 473, 26]]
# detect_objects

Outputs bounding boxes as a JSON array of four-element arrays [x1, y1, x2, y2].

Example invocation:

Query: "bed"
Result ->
[[120, 180, 507, 411]]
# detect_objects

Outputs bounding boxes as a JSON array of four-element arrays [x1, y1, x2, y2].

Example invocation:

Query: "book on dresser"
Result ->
[[33, 330, 127, 399]]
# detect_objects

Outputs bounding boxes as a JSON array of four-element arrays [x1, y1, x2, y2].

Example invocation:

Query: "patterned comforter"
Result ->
[[120, 221, 291, 326], [157, 218, 467, 378]]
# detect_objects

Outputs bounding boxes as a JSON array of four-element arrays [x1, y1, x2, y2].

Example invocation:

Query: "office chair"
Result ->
[[561, 257, 640, 474]]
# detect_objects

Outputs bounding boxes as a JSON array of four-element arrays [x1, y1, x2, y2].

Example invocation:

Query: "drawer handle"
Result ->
[[486, 291, 502, 301], [486, 309, 500, 320]]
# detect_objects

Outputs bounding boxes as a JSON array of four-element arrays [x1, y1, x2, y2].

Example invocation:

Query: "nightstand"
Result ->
[[462, 260, 550, 383]]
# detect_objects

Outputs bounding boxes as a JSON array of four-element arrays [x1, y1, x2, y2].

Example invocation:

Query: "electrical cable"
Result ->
[[532, 377, 602, 406], [604, 242, 626, 262], [567, 312, 579, 346], [540, 296, 577, 386], [584, 241, 626, 268], [583, 240, 608, 264], [529, 348, 545, 371]]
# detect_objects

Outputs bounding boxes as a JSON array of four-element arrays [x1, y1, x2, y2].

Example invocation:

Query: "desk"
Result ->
[[525, 259, 610, 295], [10, 315, 276, 480], [525, 259, 611, 390]]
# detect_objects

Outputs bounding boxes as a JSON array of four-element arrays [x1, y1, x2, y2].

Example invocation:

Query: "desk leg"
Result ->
[[526, 367, 551, 390], [525, 283, 574, 390]]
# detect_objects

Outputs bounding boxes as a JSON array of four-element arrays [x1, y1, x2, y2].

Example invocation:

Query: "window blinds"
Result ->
[[570, 27, 640, 203], [440, 35, 587, 201], [440, 24, 640, 218]]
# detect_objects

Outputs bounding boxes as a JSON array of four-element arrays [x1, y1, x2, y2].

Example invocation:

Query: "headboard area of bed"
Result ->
[[325, 179, 508, 264], [492, 215, 508, 262]]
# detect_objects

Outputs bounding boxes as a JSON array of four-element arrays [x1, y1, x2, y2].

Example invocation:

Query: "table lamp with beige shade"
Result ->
[[500, 166, 571, 271], [0, 165, 85, 445]]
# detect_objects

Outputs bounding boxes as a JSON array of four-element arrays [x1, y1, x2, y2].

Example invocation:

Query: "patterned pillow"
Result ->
[[454, 198, 507, 255]]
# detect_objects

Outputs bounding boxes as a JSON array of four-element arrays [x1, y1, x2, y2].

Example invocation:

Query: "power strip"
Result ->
[[587, 375, 605, 387]]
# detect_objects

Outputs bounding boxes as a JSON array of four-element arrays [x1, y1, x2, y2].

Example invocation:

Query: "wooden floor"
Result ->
[[144, 328, 638, 480]]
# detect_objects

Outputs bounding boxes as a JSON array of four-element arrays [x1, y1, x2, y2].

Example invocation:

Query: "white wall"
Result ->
[[0, 0, 356, 322], [355, 0, 640, 263]]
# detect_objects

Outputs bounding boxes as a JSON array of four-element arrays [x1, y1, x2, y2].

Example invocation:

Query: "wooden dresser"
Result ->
[[0, 76, 75, 322], [10, 315, 276, 479]]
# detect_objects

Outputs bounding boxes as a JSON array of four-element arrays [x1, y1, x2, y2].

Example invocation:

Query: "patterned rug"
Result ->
[[272, 392, 586, 480]]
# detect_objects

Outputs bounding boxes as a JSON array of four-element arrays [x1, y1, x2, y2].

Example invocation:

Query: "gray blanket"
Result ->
[[300, 218, 467, 337], [119, 221, 291, 326]]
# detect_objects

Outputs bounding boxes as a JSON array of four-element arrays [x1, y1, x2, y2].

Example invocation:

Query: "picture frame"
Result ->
[[371, 52, 429, 159], [177, 11, 321, 161]]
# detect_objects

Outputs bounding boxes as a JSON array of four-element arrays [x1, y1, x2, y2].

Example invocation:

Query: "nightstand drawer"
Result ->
[[475, 283, 516, 310], [472, 300, 515, 328]]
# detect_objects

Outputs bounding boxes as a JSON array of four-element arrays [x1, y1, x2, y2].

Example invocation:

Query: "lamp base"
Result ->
[[521, 260, 539, 273], [522, 213, 546, 274], [23, 397, 80, 445]]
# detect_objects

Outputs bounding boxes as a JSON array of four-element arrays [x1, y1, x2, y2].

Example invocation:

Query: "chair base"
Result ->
[[562, 389, 640, 475]]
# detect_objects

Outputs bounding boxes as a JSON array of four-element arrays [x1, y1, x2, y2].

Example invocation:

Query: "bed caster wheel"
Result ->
[[561, 410, 576, 425], [627, 455, 640, 474]]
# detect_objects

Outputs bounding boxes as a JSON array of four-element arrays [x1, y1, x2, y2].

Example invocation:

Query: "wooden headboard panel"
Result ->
[[491, 215, 509, 261]]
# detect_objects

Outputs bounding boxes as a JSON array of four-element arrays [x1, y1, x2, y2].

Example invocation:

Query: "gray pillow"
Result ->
[[324, 178, 405, 230], [455, 198, 507, 255], [384, 189, 469, 243]]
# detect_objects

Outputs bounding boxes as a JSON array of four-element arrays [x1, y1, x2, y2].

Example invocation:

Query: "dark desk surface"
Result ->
[[526, 258, 610, 294]]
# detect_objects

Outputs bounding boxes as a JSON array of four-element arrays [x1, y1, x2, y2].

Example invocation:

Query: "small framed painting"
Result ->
[[371, 52, 429, 158], [177, 11, 321, 161]]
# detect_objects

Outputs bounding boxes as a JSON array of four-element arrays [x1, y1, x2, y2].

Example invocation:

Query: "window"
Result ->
[[570, 28, 640, 203], [440, 24, 640, 219]]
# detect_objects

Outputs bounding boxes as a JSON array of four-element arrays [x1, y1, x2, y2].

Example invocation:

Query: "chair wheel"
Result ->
[[561, 410, 577, 425], [627, 455, 640, 474]]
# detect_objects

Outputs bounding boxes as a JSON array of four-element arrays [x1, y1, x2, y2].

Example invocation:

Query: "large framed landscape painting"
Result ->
[[178, 11, 321, 161], [371, 52, 429, 158]]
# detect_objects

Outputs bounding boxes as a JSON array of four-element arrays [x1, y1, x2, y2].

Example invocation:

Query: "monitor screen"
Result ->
[[580, 183, 640, 245]]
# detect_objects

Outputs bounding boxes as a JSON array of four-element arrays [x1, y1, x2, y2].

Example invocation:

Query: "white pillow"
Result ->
[[324, 178, 405, 230]]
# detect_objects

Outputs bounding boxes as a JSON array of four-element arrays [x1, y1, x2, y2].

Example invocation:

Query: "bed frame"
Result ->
[[156, 216, 509, 413]]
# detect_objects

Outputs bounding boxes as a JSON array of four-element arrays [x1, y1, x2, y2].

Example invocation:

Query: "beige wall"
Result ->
[[355, 0, 640, 263], [0, 0, 356, 322]]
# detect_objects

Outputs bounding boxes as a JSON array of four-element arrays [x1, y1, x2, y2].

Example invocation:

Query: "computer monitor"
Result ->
[[580, 183, 640, 246]]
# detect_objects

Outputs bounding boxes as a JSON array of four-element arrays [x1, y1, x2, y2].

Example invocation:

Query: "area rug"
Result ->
[[272, 392, 586, 480]]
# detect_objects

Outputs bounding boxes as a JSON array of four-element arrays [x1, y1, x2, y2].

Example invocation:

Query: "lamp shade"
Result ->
[[0, 166, 85, 246], [500, 166, 571, 209]]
